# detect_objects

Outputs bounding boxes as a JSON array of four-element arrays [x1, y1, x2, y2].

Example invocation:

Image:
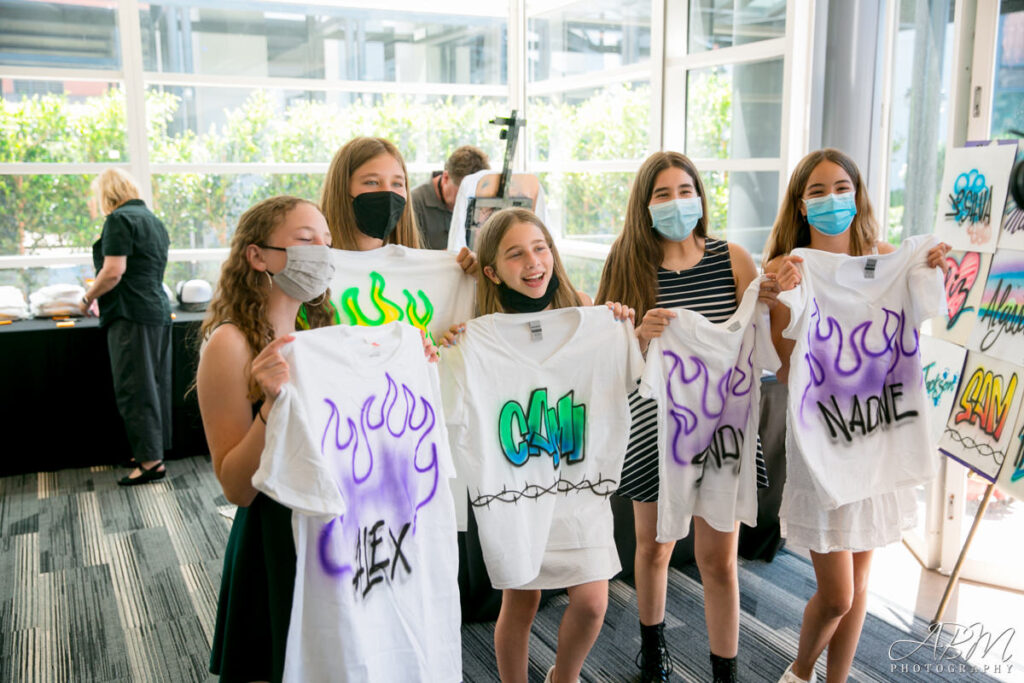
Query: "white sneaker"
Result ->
[[779, 662, 817, 683], [544, 665, 579, 683]]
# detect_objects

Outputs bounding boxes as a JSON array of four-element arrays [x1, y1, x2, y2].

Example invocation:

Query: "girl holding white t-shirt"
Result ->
[[596, 151, 776, 683], [444, 207, 634, 683], [763, 148, 949, 683]]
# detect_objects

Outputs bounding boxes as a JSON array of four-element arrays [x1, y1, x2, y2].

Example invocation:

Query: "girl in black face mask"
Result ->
[[441, 208, 635, 683], [320, 136, 478, 273]]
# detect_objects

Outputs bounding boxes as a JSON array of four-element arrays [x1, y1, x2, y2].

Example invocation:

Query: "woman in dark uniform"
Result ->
[[81, 168, 172, 485]]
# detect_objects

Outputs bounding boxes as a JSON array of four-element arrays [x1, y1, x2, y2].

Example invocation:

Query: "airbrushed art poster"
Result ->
[[934, 143, 1017, 253], [994, 403, 1024, 500], [920, 334, 968, 444], [967, 248, 1024, 365], [930, 250, 992, 347], [938, 351, 1024, 482], [996, 142, 1024, 250]]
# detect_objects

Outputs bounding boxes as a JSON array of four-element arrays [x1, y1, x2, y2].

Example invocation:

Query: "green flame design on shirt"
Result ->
[[336, 271, 436, 342]]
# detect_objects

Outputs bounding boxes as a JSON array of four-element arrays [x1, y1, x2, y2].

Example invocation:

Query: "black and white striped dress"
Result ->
[[617, 237, 769, 502]]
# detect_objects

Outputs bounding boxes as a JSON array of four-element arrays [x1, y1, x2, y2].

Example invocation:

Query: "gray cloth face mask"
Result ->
[[266, 244, 335, 302]]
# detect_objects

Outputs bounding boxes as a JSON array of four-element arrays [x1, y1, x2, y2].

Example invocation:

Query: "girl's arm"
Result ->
[[763, 255, 803, 384], [197, 325, 293, 506], [728, 242, 758, 305]]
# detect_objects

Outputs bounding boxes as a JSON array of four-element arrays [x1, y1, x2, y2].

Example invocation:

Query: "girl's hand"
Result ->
[[420, 327, 439, 363], [767, 254, 803, 291], [251, 335, 295, 401], [927, 242, 952, 275], [456, 247, 479, 275], [605, 301, 636, 325], [636, 308, 676, 353], [758, 274, 783, 308], [439, 322, 466, 348]]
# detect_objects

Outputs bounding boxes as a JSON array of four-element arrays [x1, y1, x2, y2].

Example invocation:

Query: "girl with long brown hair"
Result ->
[[597, 151, 774, 683], [199, 195, 337, 681], [766, 149, 948, 683], [444, 207, 634, 683]]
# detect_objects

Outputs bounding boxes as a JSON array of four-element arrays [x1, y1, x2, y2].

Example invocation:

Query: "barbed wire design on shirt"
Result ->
[[942, 427, 1006, 466], [470, 474, 618, 507]]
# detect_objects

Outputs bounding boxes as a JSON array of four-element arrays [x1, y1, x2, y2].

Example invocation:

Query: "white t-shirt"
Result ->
[[329, 244, 475, 344], [253, 322, 461, 683], [639, 277, 780, 542], [778, 235, 947, 509], [439, 306, 644, 589]]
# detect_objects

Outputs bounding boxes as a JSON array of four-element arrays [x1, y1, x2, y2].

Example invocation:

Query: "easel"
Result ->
[[464, 111, 533, 249], [930, 481, 996, 626]]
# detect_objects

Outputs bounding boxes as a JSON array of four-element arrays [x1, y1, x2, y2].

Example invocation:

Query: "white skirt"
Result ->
[[516, 544, 621, 590], [780, 429, 918, 553]]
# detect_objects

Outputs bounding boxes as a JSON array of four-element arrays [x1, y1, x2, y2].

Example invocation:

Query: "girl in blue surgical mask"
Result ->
[[597, 152, 777, 683], [763, 149, 949, 683]]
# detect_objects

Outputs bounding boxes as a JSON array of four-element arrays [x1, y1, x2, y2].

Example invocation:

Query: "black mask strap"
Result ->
[[497, 272, 560, 313]]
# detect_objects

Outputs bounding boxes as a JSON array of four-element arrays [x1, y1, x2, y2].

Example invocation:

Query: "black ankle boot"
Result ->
[[635, 621, 673, 682], [710, 653, 737, 683]]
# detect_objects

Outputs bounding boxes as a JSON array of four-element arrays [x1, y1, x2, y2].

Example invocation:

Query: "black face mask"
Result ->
[[497, 272, 560, 313], [352, 191, 406, 241]]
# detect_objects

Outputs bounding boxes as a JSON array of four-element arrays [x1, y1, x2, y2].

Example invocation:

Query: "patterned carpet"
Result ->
[[0, 456, 1002, 682]]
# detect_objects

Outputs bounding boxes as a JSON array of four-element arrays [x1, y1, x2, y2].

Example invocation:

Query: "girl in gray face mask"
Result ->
[[198, 195, 337, 683]]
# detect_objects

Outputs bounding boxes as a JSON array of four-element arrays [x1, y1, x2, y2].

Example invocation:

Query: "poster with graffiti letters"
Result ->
[[920, 335, 967, 444], [994, 401, 1024, 499], [929, 250, 992, 347], [938, 351, 1024, 482], [934, 143, 1017, 253], [966, 248, 1024, 365], [329, 245, 476, 344]]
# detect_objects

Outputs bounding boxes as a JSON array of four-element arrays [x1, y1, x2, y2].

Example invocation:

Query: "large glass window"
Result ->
[[0, 1, 121, 70], [526, 0, 653, 273], [688, 0, 787, 53]]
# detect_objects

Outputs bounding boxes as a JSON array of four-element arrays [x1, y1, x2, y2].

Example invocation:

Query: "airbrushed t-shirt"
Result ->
[[253, 322, 461, 683], [778, 235, 946, 509], [439, 306, 644, 589], [329, 244, 475, 344], [639, 277, 779, 542]]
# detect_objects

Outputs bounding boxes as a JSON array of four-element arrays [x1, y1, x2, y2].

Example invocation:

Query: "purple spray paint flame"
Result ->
[[316, 372, 441, 577]]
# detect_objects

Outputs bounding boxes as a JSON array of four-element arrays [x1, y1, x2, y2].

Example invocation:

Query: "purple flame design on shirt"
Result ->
[[316, 372, 440, 578], [797, 297, 921, 430], [663, 334, 755, 467]]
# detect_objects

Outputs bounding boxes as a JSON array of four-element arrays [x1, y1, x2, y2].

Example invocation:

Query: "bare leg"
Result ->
[[693, 518, 740, 658], [551, 581, 609, 683], [823, 550, 873, 682], [633, 501, 676, 625], [495, 589, 541, 683], [790, 551, 854, 681]]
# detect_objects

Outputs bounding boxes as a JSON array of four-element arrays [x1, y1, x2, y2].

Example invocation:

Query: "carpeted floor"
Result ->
[[0, 456, 1002, 682]]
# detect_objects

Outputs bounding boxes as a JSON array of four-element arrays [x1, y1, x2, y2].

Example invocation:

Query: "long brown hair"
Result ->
[[320, 137, 420, 250], [475, 208, 582, 315], [596, 151, 709, 320], [762, 148, 879, 265], [201, 195, 336, 401]]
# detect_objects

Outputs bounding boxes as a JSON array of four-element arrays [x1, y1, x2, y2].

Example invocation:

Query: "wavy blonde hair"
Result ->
[[475, 208, 582, 315], [596, 151, 710, 320], [92, 168, 141, 215], [320, 137, 420, 250], [763, 148, 879, 265], [201, 196, 336, 401]]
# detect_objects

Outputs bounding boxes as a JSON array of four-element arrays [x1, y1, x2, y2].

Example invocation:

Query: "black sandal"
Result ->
[[118, 461, 166, 486]]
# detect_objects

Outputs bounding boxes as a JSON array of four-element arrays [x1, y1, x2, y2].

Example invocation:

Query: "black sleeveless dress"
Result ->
[[617, 238, 769, 502], [209, 404, 296, 683]]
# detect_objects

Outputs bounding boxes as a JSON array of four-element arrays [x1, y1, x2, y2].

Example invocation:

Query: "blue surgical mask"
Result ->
[[649, 197, 703, 241], [804, 192, 856, 236]]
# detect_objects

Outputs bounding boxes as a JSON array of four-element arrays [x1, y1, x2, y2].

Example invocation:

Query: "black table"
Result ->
[[0, 310, 208, 475]]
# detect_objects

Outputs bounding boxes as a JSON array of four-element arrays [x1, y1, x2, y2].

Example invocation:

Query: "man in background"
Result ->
[[412, 145, 489, 249]]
